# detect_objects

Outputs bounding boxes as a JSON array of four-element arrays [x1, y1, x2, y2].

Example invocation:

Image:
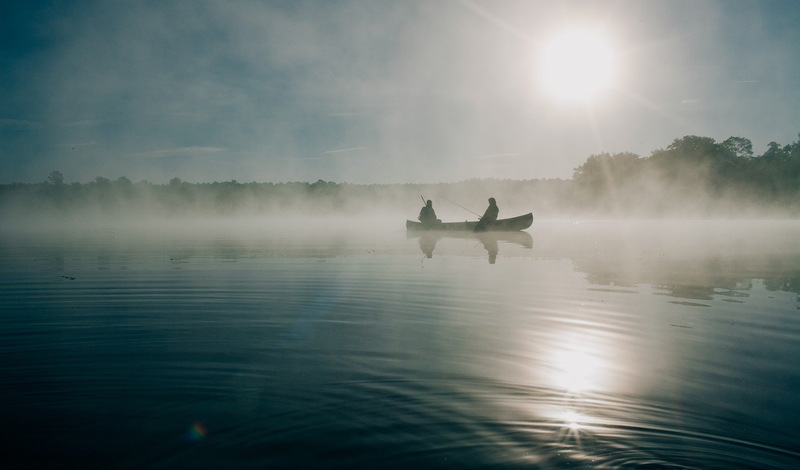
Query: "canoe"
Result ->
[[406, 212, 533, 232]]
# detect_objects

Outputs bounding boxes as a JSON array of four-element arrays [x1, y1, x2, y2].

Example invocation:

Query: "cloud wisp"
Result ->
[[132, 147, 228, 159], [323, 147, 370, 155]]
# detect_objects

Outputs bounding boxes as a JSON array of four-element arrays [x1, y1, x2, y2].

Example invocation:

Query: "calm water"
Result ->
[[2, 219, 800, 469]]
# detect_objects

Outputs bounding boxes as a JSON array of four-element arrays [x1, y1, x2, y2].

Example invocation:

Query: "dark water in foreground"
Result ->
[[2, 220, 800, 469]]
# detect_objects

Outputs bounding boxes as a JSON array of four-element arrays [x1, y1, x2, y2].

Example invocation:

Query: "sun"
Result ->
[[539, 29, 616, 103]]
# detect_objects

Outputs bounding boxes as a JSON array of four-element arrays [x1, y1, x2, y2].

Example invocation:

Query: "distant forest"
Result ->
[[2, 134, 799, 219]]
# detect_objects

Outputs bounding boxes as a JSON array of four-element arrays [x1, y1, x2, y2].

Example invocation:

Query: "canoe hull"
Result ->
[[406, 212, 533, 232]]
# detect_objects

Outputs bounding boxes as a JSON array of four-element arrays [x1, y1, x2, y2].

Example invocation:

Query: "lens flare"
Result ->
[[186, 421, 207, 442]]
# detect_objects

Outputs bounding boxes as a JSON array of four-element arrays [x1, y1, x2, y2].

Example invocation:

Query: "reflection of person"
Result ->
[[475, 197, 499, 232], [477, 234, 498, 264], [419, 233, 438, 258], [418, 200, 439, 225]]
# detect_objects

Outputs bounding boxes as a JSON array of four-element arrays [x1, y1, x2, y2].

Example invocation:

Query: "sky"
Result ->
[[1, 0, 799, 184]]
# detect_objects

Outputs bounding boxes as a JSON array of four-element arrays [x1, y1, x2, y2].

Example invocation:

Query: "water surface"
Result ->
[[2, 219, 799, 469]]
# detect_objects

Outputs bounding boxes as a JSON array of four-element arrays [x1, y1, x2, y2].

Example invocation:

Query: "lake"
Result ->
[[2, 219, 799, 469]]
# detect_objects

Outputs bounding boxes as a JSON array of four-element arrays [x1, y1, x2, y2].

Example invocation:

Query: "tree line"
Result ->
[[571, 134, 800, 215], [1, 133, 799, 218]]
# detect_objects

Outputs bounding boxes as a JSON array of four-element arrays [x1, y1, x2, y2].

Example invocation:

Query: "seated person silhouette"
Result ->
[[418, 200, 441, 226], [474, 197, 498, 232]]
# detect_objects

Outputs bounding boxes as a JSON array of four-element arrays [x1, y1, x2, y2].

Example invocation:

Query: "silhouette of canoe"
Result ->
[[406, 212, 533, 232]]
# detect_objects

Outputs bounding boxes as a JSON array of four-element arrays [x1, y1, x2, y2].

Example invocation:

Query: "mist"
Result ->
[[2, 129, 799, 234]]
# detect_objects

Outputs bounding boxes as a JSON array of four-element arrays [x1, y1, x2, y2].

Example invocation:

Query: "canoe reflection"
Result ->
[[408, 230, 533, 263]]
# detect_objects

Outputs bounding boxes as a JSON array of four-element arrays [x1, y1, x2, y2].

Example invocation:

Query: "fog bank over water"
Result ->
[[0, 178, 552, 225], [3, 217, 800, 300], [3, 134, 799, 222], [0, 177, 798, 226]]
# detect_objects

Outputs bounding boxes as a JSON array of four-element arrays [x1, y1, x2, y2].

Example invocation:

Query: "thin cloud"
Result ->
[[57, 141, 98, 148], [0, 119, 41, 130], [64, 119, 106, 127], [132, 147, 227, 158], [323, 147, 369, 155], [328, 112, 364, 118], [476, 152, 524, 159]]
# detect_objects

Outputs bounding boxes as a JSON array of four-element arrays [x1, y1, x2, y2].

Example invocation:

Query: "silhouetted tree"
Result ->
[[650, 136, 727, 168], [721, 137, 753, 159], [573, 152, 642, 191], [47, 171, 64, 186]]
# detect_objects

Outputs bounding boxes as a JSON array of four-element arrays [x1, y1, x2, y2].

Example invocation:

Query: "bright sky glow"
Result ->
[[539, 29, 616, 102]]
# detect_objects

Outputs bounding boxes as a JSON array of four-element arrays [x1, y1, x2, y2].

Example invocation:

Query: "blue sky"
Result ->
[[1, 0, 799, 184]]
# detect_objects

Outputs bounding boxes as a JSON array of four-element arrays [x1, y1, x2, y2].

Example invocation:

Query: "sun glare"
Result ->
[[551, 348, 606, 392], [539, 29, 616, 103]]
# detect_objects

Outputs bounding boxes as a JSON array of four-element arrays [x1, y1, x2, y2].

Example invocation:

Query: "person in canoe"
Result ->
[[418, 200, 441, 226], [474, 197, 499, 232]]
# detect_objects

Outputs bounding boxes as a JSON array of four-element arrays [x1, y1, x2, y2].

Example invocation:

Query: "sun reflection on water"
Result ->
[[556, 409, 589, 448], [539, 333, 622, 455], [550, 348, 607, 393], [561, 410, 584, 430]]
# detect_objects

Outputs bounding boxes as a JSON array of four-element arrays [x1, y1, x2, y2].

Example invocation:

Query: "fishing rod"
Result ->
[[440, 196, 482, 219]]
